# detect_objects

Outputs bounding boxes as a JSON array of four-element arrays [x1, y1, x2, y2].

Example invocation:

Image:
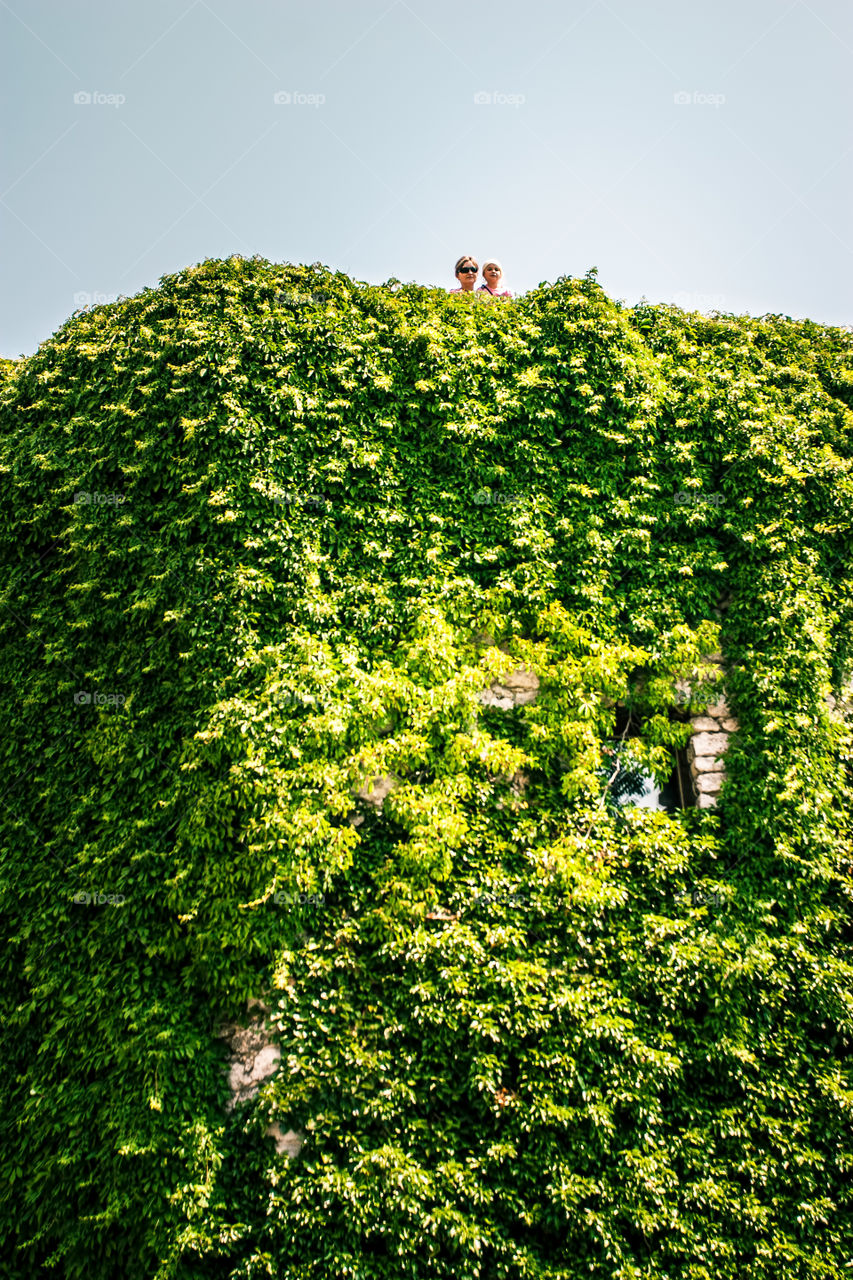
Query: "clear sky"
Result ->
[[2, 0, 851, 356]]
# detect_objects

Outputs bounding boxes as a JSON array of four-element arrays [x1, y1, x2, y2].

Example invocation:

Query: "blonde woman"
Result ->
[[478, 259, 513, 298], [450, 254, 479, 292]]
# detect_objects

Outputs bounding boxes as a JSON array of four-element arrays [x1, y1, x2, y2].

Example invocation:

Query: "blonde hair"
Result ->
[[482, 259, 503, 272], [455, 255, 478, 273]]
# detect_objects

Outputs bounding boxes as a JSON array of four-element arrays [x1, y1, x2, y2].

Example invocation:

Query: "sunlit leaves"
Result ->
[[2, 257, 853, 1278]]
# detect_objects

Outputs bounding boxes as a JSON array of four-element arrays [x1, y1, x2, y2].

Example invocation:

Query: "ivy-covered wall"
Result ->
[[2, 257, 853, 1279]]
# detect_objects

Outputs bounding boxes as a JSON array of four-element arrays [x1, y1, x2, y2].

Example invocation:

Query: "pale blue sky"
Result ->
[[2, 0, 851, 356]]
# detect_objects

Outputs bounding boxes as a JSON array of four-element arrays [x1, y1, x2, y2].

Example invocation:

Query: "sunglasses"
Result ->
[[457, 266, 477, 274]]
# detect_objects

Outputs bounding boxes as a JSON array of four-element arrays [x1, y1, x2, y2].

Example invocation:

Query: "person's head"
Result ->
[[482, 259, 503, 290], [455, 255, 478, 291]]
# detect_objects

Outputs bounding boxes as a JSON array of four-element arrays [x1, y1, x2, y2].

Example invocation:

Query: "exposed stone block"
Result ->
[[225, 1041, 281, 1106], [691, 731, 729, 757], [696, 793, 718, 809], [495, 769, 530, 810], [691, 754, 726, 775], [219, 1011, 282, 1111], [252, 1044, 281, 1079], [690, 716, 721, 732], [473, 631, 511, 653], [505, 669, 539, 702], [696, 772, 724, 795], [721, 718, 739, 732], [479, 687, 515, 710], [479, 667, 539, 709], [352, 774, 398, 807], [265, 1123, 304, 1159]]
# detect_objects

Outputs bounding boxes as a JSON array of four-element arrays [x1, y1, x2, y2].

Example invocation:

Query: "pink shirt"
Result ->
[[477, 284, 513, 298]]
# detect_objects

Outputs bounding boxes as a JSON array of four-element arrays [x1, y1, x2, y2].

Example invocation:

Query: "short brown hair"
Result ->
[[455, 255, 477, 273]]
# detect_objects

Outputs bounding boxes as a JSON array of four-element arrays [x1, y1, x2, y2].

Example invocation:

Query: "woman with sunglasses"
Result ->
[[450, 255, 478, 292], [477, 259, 513, 299]]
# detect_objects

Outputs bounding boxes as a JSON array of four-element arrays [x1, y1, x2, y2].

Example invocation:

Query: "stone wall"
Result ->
[[680, 653, 737, 809], [220, 652, 737, 1155], [218, 999, 303, 1159], [478, 667, 540, 710], [687, 698, 738, 808], [482, 652, 736, 809]]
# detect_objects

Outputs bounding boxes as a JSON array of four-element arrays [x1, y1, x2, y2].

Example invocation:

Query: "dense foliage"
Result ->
[[2, 257, 853, 1278]]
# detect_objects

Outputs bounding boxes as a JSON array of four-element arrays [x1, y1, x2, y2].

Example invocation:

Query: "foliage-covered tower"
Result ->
[[2, 257, 853, 1278]]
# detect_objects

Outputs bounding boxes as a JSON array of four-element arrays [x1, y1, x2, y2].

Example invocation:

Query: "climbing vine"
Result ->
[[1, 257, 853, 1278]]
